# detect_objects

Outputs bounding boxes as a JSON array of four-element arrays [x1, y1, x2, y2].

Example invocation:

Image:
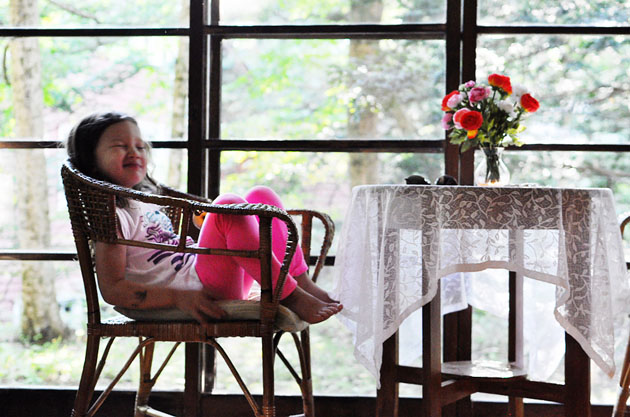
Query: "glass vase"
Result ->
[[474, 147, 510, 186]]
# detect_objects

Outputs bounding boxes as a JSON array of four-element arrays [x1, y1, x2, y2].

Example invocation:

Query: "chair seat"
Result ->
[[114, 299, 309, 333]]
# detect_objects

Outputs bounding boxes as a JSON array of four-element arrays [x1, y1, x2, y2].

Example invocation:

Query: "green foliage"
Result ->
[[479, 0, 630, 25], [1, 2, 181, 130], [38, 0, 182, 26], [274, 0, 350, 22]]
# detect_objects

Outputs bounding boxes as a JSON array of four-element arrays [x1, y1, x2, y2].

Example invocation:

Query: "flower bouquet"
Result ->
[[441, 74, 540, 185]]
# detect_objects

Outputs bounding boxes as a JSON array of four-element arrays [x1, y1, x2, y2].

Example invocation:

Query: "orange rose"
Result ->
[[520, 93, 540, 112], [459, 110, 483, 131], [488, 73, 512, 95], [441, 90, 459, 111]]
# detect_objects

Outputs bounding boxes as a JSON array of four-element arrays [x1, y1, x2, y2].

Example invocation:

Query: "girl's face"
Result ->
[[94, 121, 148, 188]]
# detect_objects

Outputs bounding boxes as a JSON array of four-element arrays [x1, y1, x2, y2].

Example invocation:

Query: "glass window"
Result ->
[[0, 258, 186, 390], [221, 0, 446, 25], [478, 0, 630, 26], [0, 147, 186, 252], [1, 36, 184, 142], [149, 148, 189, 190], [477, 35, 630, 144], [0, 149, 73, 251], [500, 150, 630, 214], [0, 1, 186, 27], [222, 39, 445, 140], [5, 0, 629, 407], [220, 150, 445, 248]]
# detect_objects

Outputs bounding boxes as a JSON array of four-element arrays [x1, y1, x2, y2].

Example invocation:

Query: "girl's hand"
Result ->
[[94, 242, 227, 325], [173, 287, 227, 325]]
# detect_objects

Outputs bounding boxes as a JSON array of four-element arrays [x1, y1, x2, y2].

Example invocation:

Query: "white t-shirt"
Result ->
[[116, 200, 202, 291]]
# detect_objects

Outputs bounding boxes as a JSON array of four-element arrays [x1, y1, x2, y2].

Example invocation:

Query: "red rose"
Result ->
[[520, 93, 540, 112], [441, 90, 459, 111], [488, 73, 512, 95], [459, 110, 483, 131]]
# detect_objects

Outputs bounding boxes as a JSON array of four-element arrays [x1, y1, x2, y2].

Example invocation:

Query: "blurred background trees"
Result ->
[[1, 0, 630, 402]]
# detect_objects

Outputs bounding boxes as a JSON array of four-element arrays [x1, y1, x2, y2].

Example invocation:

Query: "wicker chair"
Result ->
[[613, 215, 630, 417], [61, 160, 334, 417]]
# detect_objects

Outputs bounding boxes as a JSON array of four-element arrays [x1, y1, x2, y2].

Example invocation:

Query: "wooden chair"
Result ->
[[612, 214, 630, 417], [61, 160, 334, 417]]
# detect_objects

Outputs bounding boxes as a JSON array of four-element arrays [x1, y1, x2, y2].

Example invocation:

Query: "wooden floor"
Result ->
[[0, 387, 616, 417]]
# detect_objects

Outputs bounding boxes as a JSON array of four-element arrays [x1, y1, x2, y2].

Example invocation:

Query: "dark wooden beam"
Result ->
[[205, 24, 447, 39], [0, 388, 616, 417]]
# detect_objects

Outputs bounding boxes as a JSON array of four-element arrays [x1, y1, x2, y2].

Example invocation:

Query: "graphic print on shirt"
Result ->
[[142, 209, 196, 272]]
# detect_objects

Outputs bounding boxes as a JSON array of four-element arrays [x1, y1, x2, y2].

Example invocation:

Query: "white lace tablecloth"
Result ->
[[332, 185, 629, 383]]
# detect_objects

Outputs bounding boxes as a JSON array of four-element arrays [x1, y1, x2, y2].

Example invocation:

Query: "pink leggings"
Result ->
[[194, 186, 306, 300]]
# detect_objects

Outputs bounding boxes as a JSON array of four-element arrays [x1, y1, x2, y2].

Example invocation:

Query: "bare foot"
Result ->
[[294, 272, 339, 304], [281, 286, 343, 324]]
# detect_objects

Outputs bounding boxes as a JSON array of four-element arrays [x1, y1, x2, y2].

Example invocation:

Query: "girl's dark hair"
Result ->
[[66, 111, 158, 193]]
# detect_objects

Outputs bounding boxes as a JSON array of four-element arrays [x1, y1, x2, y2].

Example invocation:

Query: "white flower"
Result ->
[[498, 100, 517, 118], [511, 83, 528, 101]]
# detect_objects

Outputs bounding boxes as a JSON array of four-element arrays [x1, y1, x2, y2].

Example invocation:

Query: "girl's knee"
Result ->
[[246, 186, 283, 207], [213, 193, 247, 205]]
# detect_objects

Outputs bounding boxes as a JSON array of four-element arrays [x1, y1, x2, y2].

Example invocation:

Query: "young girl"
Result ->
[[66, 111, 342, 324]]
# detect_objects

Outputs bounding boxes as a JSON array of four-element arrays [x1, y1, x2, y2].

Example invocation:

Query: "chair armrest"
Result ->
[[287, 209, 335, 283]]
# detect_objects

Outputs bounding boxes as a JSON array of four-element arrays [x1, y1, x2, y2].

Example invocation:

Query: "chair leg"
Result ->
[[262, 332, 276, 417], [71, 334, 101, 417], [613, 386, 630, 417], [613, 338, 630, 417], [298, 329, 314, 417], [208, 338, 263, 416], [274, 331, 315, 417], [508, 397, 524, 417], [184, 343, 202, 417], [135, 340, 156, 417]]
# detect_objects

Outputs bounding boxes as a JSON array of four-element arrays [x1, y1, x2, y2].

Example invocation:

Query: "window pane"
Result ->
[[0, 258, 186, 389], [501, 150, 630, 213], [220, 150, 445, 255], [0, 147, 186, 252], [478, 0, 630, 26], [222, 39, 445, 140], [149, 148, 189, 190], [477, 35, 630, 144], [0, 149, 73, 251], [0, 1, 186, 27], [221, 0, 445, 25], [1, 36, 185, 142]]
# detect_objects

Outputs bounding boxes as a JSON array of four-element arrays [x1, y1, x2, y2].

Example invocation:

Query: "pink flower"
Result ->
[[464, 80, 476, 88], [441, 112, 453, 130], [446, 93, 463, 109], [468, 87, 491, 103], [441, 90, 459, 111]]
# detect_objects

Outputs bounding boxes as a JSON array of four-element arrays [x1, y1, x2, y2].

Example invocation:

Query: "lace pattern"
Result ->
[[333, 185, 629, 384]]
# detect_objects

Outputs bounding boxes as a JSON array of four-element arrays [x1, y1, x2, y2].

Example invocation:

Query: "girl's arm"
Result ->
[[94, 241, 226, 323]]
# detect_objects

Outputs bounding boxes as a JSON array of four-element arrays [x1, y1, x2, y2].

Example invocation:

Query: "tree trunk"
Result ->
[[167, 0, 190, 189], [9, 0, 66, 343], [348, 0, 383, 187]]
